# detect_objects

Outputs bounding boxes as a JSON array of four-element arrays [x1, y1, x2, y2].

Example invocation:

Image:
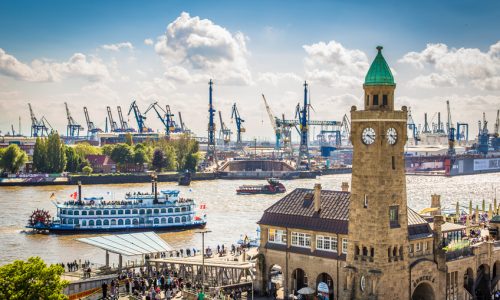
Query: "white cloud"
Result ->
[[144, 39, 154, 46], [101, 42, 134, 52], [81, 82, 119, 101], [399, 41, 500, 90], [408, 73, 457, 88], [154, 12, 252, 85], [257, 72, 302, 86], [0, 48, 111, 82], [302, 40, 369, 88]]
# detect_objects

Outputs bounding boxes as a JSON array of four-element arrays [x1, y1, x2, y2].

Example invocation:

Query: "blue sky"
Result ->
[[0, 0, 499, 139]]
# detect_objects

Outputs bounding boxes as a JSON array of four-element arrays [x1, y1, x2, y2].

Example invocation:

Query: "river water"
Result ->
[[0, 173, 499, 266]]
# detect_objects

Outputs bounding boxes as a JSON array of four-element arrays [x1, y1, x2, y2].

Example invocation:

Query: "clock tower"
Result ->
[[346, 46, 409, 299]]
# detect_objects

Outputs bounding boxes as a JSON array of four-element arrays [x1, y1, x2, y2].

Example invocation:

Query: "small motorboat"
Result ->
[[236, 178, 286, 195]]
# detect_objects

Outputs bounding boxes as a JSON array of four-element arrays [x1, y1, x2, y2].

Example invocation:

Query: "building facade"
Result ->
[[256, 46, 500, 300]]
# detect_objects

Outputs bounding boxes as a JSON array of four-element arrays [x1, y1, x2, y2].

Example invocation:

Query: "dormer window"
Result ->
[[373, 95, 379, 105]]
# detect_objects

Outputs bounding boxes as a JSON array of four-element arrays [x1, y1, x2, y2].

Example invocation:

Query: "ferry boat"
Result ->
[[236, 178, 286, 195], [27, 180, 207, 233]]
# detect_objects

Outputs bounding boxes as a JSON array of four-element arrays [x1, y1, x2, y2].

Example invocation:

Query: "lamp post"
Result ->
[[197, 229, 211, 294]]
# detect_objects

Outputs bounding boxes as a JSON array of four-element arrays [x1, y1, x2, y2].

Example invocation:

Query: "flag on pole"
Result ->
[[70, 192, 77, 199], [50, 193, 56, 200], [199, 204, 206, 209]]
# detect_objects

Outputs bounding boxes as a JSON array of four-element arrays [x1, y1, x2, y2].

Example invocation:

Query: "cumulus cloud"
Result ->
[[408, 73, 458, 88], [154, 12, 252, 85], [257, 72, 302, 86], [144, 39, 154, 46], [101, 42, 134, 51], [0, 48, 111, 82], [302, 40, 369, 88], [399, 41, 500, 90]]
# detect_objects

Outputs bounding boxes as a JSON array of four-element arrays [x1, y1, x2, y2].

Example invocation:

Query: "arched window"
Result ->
[[118, 210, 123, 215], [175, 217, 180, 223], [96, 220, 102, 226], [168, 208, 173, 213], [168, 217, 173, 224], [154, 218, 160, 224], [393, 247, 397, 258], [96, 210, 102, 215], [161, 218, 166, 224], [103, 210, 109, 215], [68, 219, 73, 224], [82, 220, 87, 226], [399, 247, 403, 259], [89, 220, 95, 226], [82, 211, 87, 216], [61, 209, 66, 214], [139, 209, 145, 215], [132, 209, 138, 214], [362, 247, 368, 256], [355, 245, 360, 256], [111, 210, 116, 215], [118, 219, 124, 225], [147, 209, 152, 214], [181, 216, 187, 223], [175, 208, 180, 213], [161, 209, 166, 214], [111, 219, 116, 226], [133, 219, 139, 225], [125, 219, 131, 225], [104, 220, 109, 226], [125, 209, 131, 214], [154, 209, 159, 214], [89, 210, 95, 215], [371, 247, 375, 257], [62, 219, 67, 224], [74, 211, 79, 215], [67, 210, 73, 215], [181, 207, 187, 212]]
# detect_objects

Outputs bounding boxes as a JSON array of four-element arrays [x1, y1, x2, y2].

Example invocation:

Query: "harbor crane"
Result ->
[[117, 106, 134, 132], [218, 111, 231, 146], [407, 108, 420, 144], [178, 112, 191, 135], [422, 113, 431, 134], [446, 100, 456, 156], [295, 81, 311, 169], [493, 109, 500, 151], [28, 103, 49, 137], [206, 79, 217, 164], [231, 103, 245, 148], [262, 94, 282, 150], [340, 114, 351, 143], [106, 106, 119, 132], [145, 102, 175, 138], [83, 107, 102, 138], [477, 113, 489, 155], [128, 100, 151, 133], [65, 102, 83, 137]]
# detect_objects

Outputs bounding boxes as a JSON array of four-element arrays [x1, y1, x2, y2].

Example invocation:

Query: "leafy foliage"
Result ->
[[74, 142, 101, 158], [0, 257, 68, 300], [33, 137, 48, 172], [46, 132, 66, 173], [0, 144, 27, 173], [82, 165, 93, 175]]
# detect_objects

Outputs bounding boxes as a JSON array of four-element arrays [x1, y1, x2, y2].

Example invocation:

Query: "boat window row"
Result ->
[[60, 206, 190, 216], [61, 216, 190, 226]]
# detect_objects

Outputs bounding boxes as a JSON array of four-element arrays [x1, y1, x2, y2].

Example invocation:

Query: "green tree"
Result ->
[[0, 256, 68, 300], [134, 149, 148, 165], [152, 149, 164, 171], [82, 165, 93, 175], [0, 144, 27, 173], [184, 152, 200, 172], [74, 142, 101, 158], [65, 146, 86, 173], [33, 137, 48, 173], [163, 144, 177, 171], [46, 132, 66, 173], [101, 144, 115, 157], [110, 144, 134, 166]]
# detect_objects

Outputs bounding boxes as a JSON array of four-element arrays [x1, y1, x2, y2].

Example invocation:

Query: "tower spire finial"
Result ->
[[376, 45, 383, 53]]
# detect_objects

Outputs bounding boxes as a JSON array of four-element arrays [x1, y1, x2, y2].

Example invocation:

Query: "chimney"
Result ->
[[433, 215, 447, 271], [341, 182, 349, 192], [314, 183, 321, 213], [430, 194, 441, 216], [78, 181, 82, 201]]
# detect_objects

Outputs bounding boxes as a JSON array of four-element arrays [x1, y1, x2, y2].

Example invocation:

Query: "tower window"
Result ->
[[366, 95, 369, 106], [373, 95, 379, 105], [363, 194, 368, 208], [392, 156, 396, 170], [383, 95, 388, 106], [389, 206, 399, 228]]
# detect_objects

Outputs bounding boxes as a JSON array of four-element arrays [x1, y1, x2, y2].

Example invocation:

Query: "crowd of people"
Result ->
[[58, 259, 91, 272]]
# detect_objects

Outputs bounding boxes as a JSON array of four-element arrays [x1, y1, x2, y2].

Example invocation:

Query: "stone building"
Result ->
[[256, 46, 500, 300]]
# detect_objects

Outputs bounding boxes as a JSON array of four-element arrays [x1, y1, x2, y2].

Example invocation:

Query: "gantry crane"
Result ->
[[262, 94, 282, 150], [117, 106, 134, 132], [65, 102, 83, 137], [218, 110, 231, 147], [231, 103, 245, 148], [407, 108, 420, 145], [83, 107, 102, 138], [422, 113, 431, 134], [178, 111, 191, 135], [145, 102, 173, 137], [446, 100, 456, 156], [128, 100, 151, 133], [206, 79, 217, 164], [493, 109, 500, 151], [295, 81, 311, 169], [28, 103, 49, 137], [106, 106, 119, 132]]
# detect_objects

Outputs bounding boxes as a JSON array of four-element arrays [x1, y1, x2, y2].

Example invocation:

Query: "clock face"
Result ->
[[362, 127, 376, 145], [386, 127, 398, 145]]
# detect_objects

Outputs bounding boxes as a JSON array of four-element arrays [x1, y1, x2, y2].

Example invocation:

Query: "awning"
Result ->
[[77, 232, 173, 256]]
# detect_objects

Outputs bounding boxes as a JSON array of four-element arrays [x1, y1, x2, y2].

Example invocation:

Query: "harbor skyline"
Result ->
[[0, 0, 499, 140]]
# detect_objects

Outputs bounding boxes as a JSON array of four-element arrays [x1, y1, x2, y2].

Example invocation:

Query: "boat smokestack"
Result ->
[[78, 181, 82, 201], [341, 182, 349, 192], [431, 194, 441, 216], [314, 183, 321, 213]]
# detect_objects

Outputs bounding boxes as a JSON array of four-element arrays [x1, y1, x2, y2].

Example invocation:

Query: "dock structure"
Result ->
[[148, 255, 255, 290]]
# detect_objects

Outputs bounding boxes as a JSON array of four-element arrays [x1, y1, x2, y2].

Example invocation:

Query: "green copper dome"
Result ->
[[364, 46, 395, 86]]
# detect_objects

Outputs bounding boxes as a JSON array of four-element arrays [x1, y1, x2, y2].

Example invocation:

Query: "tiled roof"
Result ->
[[86, 155, 116, 166], [258, 188, 432, 237], [429, 222, 466, 233]]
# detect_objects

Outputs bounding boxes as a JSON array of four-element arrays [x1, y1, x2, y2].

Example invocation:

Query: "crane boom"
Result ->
[[231, 103, 245, 147], [128, 100, 149, 133], [262, 94, 281, 150], [106, 106, 119, 132]]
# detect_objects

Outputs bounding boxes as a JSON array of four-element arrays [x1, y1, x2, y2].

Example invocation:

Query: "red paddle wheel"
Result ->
[[28, 209, 52, 230]]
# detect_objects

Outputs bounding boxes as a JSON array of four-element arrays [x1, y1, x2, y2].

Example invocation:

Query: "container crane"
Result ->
[[407, 108, 420, 144], [493, 109, 500, 151], [446, 100, 456, 156], [65, 102, 83, 137], [106, 106, 119, 132], [145, 102, 172, 137], [28, 103, 48, 137], [83, 107, 102, 138], [477, 113, 489, 155], [117, 106, 134, 132], [206, 79, 217, 164], [218, 111, 231, 146], [231, 103, 245, 148], [128, 100, 150, 133], [262, 94, 282, 150], [422, 113, 431, 134], [178, 112, 191, 135]]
